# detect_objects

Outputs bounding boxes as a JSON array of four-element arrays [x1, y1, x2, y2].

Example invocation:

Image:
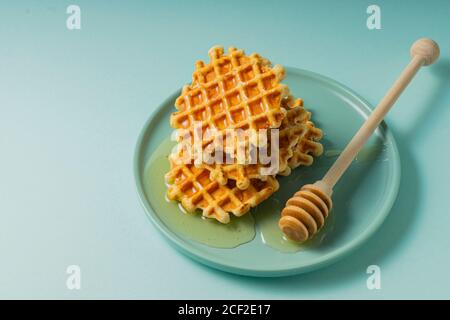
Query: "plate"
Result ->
[[134, 67, 400, 277]]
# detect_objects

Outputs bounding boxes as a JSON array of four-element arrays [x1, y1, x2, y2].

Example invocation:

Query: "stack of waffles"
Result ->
[[165, 46, 323, 223]]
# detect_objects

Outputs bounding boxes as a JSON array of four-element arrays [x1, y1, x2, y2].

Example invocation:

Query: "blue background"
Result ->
[[1, 0, 449, 298]]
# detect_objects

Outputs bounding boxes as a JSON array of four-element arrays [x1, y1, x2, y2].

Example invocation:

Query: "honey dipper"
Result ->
[[279, 38, 440, 242]]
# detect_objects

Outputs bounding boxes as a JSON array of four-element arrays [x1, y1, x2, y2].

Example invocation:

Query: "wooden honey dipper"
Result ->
[[279, 38, 440, 242]]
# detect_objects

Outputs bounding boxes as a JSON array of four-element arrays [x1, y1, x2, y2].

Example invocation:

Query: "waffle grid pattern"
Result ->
[[171, 46, 289, 154], [287, 120, 323, 170], [201, 103, 313, 189], [166, 159, 279, 223]]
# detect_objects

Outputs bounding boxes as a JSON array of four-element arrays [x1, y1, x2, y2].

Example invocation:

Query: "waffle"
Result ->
[[165, 45, 324, 222], [170, 46, 290, 159], [165, 156, 279, 223], [200, 101, 312, 189], [286, 119, 323, 172]]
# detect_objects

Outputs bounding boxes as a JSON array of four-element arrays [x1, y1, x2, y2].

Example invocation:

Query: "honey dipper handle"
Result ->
[[322, 38, 440, 188]]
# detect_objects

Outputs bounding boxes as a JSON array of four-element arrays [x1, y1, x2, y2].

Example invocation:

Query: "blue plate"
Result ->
[[134, 68, 400, 277]]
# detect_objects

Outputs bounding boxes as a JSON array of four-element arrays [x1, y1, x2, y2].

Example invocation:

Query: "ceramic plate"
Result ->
[[134, 68, 400, 277]]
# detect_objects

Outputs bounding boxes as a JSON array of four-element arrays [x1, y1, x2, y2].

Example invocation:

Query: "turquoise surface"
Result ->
[[1, 0, 449, 298], [134, 68, 400, 277]]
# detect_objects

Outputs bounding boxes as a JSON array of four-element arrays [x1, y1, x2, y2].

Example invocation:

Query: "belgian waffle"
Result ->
[[165, 156, 279, 223], [286, 120, 323, 171], [200, 101, 314, 189], [170, 46, 290, 158]]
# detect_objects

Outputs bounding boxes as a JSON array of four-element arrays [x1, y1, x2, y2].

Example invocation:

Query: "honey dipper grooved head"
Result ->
[[279, 215, 309, 243], [279, 182, 333, 242]]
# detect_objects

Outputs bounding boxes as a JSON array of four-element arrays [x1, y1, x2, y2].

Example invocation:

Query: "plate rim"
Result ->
[[133, 67, 401, 277]]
